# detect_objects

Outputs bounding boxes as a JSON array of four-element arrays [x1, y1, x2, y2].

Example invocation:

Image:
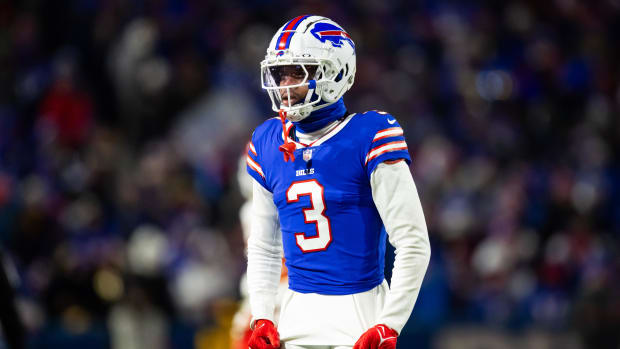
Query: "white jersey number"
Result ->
[[286, 179, 332, 252]]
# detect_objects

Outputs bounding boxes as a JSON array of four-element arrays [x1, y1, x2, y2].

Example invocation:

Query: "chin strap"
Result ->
[[278, 109, 296, 162]]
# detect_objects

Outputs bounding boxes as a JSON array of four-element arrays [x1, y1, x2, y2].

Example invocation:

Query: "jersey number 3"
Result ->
[[286, 179, 333, 252]]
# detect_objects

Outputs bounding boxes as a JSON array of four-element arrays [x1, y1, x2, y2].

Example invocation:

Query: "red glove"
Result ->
[[353, 324, 398, 349], [248, 319, 280, 349]]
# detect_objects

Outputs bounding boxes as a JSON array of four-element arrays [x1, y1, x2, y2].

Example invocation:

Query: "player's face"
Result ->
[[271, 65, 317, 107]]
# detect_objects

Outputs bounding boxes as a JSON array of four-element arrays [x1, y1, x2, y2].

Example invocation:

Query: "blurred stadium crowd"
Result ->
[[0, 0, 619, 348]]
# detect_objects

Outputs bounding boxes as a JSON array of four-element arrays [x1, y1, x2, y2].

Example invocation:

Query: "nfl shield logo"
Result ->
[[303, 149, 313, 162]]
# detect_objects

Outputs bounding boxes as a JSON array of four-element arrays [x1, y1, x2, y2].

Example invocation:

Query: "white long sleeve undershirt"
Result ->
[[371, 161, 431, 333], [246, 122, 431, 333], [246, 182, 282, 325]]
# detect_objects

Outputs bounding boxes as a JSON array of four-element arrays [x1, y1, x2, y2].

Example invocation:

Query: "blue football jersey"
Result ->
[[246, 110, 411, 295]]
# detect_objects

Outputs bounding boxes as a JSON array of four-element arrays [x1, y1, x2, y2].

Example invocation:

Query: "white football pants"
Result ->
[[277, 280, 389, 347]]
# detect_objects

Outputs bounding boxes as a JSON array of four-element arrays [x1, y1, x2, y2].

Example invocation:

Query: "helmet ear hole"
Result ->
[[335, 69, 344, 83], [320, 83, 338, 103]]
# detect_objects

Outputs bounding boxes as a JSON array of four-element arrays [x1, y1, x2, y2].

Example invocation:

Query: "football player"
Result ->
[[246, 15, 430, 349]]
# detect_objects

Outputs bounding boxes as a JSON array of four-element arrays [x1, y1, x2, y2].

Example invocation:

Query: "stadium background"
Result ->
[[0, 0, 619, 348]]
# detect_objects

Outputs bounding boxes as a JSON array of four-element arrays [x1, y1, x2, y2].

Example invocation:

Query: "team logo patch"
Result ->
[[303, 149, 313, 162], [310, 23, 355, 49]]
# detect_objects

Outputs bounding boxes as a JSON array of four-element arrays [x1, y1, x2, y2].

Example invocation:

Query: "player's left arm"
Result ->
[[370, 159, 431, 333]]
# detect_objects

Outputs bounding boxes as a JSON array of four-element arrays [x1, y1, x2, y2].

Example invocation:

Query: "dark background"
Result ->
[[0, 0, 619, 348]]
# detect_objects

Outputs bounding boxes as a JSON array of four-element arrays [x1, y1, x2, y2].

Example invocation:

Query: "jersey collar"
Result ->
[[281, 113, 356, 149]]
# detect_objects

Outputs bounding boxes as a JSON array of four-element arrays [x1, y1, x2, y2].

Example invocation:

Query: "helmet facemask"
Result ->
[[261, 58, 323, 121]]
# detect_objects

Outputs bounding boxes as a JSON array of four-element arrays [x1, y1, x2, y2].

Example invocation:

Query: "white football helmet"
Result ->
[[261, 15, 356, 121]]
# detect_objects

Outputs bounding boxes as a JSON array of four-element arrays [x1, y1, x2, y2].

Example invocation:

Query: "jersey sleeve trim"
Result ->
[[365, 140, 408, 164], [248, 141, 258, 156], [373, 127, 404, 142], [246, 154, 265, 178]]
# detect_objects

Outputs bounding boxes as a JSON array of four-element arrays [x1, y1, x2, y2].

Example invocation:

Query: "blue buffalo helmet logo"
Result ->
[[310, 23, 355, 50]]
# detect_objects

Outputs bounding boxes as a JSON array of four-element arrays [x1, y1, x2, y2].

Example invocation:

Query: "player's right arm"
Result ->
[[246, 133, 283, 328], [247, 179, 282, 326]]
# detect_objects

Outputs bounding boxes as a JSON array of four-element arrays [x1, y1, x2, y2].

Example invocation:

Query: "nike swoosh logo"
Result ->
[[387, 118, 396, 124], [376, 327, 396, 346]]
